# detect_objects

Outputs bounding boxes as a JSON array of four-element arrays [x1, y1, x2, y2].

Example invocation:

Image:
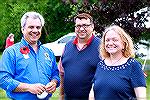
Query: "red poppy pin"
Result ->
[[20, 46, 30, 59]]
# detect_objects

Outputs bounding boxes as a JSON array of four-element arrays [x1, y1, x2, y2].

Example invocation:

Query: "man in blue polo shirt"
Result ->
[[0, 12, 60, 100], [59, 13, 101, 100]]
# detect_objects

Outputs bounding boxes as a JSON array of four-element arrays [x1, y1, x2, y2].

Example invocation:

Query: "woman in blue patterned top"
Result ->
[[93, 25, 146, 100]]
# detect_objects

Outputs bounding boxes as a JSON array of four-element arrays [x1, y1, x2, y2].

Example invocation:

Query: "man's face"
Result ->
[[22, 17, 42, 45], [75, 18, 94, 40]]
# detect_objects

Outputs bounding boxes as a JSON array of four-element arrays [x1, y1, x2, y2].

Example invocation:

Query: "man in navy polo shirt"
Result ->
[[59, 13, 101, 100]]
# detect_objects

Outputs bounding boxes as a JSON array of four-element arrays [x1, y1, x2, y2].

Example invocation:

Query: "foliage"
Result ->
[[43, 1, 74, 43], [0, 0, 150, 51], [0, 0, 74, 50], [64, 0, 150, 42]]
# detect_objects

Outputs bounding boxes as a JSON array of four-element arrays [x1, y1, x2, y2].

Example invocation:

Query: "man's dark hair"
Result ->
[[74, 13, 93, 23]]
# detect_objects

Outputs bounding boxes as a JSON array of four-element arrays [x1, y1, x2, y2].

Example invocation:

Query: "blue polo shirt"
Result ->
[[0, 38, 60, 100]]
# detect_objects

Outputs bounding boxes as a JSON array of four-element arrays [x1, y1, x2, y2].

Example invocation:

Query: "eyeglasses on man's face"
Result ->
[[75, 24, 92, 29]]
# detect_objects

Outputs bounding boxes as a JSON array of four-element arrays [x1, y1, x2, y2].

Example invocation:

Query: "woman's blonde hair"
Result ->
[[100, 25, 135, 59]]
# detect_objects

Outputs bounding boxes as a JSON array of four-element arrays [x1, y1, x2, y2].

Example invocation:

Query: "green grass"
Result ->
[[0, 89, 9, 100], [51, 88, 59, 100], [146, 71, 150, 100]]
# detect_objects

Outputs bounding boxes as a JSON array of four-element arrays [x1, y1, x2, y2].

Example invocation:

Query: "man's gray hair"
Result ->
[[21, 11, 45, 28]]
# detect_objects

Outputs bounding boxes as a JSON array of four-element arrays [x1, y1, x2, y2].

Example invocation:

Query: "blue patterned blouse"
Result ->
[[94, 58, 146, 100]]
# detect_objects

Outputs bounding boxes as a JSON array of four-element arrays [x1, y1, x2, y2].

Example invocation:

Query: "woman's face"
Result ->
[[104, 30, 124, 55]]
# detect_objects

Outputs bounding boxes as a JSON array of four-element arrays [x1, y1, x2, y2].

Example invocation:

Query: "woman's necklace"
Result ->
[[110, 56, 123, 66]]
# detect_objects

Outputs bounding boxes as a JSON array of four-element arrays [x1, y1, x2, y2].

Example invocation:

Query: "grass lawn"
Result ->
[[146, 70, 150, 100]]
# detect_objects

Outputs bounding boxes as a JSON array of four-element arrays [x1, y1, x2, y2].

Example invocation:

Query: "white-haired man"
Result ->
[[0, 11, 60, 100]]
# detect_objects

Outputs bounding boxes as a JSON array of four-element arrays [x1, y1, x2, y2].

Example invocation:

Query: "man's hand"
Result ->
[[27, 83, 46, 94], [45, 81, 57, 93]]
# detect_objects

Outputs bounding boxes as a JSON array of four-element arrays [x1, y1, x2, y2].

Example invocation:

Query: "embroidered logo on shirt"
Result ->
[[20, 46, 30, 59], [44, 52, 50, 60]]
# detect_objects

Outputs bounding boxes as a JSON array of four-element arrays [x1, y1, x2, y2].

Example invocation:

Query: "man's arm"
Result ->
[[50, 52, 60, 87], [14, 83, 46, 94], [0, 50, 20, 92], [58, 58, 65, 100], [13, 83, 29, 92], [59, 74, 64, 100]]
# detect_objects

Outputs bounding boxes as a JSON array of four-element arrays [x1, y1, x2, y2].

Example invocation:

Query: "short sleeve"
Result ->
[[130, 59, 146, 88]]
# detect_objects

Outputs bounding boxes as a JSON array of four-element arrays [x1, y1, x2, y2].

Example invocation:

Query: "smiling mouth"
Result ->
[[80, 32, 87, 35], [29, 32, 40, 36], [107, 45, 116, 48]]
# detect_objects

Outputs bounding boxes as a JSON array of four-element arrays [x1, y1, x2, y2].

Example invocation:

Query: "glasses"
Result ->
[[75, 24, 92, 29]]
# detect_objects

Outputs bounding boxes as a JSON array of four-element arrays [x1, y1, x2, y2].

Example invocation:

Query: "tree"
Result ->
[[62, 0, 150, 42], [0, 0, 75, 50], [0, 0, 150, 50]]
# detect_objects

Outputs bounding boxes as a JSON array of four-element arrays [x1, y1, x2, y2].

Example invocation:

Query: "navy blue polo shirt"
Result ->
[[61, 36, 101, 98]]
